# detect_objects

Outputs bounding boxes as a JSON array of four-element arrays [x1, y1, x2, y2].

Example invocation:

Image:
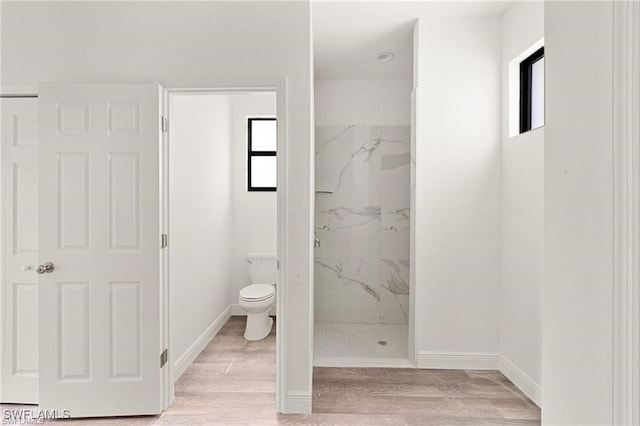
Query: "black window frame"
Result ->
[[247, 117, 277, 192], [519, 46, 545, 134]]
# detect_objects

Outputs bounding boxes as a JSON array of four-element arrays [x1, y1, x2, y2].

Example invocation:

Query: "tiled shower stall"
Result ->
[[314, 125, 411, 363]]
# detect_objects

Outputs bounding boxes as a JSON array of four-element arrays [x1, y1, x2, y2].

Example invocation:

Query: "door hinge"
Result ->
[[161, 233, 168, 249], [161, 116, 168, 133], [277, 259, 280, 270], [160, 348, 168, 368]]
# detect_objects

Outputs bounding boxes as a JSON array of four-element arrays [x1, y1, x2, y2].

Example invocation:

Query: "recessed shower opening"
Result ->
[[312, 19, 415, 367]]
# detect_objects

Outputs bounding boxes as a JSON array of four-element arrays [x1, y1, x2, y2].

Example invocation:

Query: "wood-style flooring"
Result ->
[[1, 316, 540, 425]]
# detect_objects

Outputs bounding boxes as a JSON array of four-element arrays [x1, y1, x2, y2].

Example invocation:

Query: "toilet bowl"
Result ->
[[239, 254, 277, 341], [239, 284, 275, 340]]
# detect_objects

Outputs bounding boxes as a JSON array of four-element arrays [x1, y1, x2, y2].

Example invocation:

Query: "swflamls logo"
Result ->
[[2, 409, 71, 424]]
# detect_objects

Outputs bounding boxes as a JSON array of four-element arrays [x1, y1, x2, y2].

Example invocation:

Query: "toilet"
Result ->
[[239, 253, 277, 341]]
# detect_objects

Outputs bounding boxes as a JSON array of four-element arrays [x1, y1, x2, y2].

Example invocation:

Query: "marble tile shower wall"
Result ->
[[315, 125, 410, 324]]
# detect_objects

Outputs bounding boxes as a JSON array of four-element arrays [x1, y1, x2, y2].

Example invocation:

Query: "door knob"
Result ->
[[36, 262, 55, 274]]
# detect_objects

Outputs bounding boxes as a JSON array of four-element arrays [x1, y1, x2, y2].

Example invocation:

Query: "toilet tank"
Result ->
[[246, 253, 277, 284]]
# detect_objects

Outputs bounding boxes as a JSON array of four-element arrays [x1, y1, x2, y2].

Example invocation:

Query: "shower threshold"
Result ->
[[313, 322, 412, 368]]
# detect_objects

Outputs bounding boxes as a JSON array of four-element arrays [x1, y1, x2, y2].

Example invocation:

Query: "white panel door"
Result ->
[[1, 97, 39, 403], [38, 84, 162, 417]]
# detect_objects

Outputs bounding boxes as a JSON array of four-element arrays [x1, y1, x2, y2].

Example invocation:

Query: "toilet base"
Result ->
[[244, 312, 273, 341]]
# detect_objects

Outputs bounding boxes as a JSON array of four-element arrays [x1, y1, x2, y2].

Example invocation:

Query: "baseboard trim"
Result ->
[[499, 356, 541, 407], [314, 357, 414, 368], [172, 305, 232, 382], [416, 351, 500, 370], [284, 391, 312, 414], [230, 303, 276, 317]]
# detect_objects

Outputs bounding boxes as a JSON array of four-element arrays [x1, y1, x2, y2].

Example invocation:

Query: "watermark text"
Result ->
[[2, 409, 70, 425]]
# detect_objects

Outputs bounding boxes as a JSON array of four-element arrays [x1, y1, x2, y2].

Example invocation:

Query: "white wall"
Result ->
[[314, 80, 411, 126], [543, 1, 614, 423], [499, 1, 544, 404], [230, 93, 277, 304], [169, 94, 232, 377], [415, 16, 501, 362], [1, 2, 313, 412]]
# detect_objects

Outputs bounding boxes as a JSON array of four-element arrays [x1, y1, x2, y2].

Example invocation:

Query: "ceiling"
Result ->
[[312, 1, 513, 80]]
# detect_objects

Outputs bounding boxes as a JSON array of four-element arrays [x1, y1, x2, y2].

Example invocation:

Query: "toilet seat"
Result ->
[[239, 283, 275, 302]]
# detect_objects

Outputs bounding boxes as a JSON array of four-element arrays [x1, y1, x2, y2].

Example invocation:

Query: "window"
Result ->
[[519, 46, 545, 133], [248, 117, 277, 191]]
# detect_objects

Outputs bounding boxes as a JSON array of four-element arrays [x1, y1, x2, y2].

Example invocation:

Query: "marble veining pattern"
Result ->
[[315, 259, 380, 301], [381, 153, 411, 170], [381, 259, 409, 295], [315, 124, 355, 155], [332, 129, 405, 193], [315, 125, 411, 324], [383, 207, 410, 232], [316, 205, 380, 231]]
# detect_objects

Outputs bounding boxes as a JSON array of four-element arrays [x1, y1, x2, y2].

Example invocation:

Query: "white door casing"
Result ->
[[1, 97, 39, 403], [38, 84, 163, 417], [613, 1, 640, 424]]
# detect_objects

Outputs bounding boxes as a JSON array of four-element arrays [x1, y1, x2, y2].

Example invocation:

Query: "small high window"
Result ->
[[247, 118, 277, 191], [519, 47, 545, 133]]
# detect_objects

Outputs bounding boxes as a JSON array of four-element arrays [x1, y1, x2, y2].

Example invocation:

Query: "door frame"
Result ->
[[613, 1, 640, 424], [164, 80, 289, 412]]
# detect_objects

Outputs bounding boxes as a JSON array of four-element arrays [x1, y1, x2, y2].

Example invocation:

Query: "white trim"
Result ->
[[499, 356, 541, 407], [0, 85, 38, 97], [407, 84, 420, 365], [230, 303, 276, 317], [416, 351, 500, 370], [634, 4, 640, 418], [613, 1, 640, 425], [314, 357, 413, 368], [172, 306, 232, 382], [307, 73, 315, 416], [285, 391, 312, 414], [275, 77, 289, 414], [159, 85, 172, 410], [0, 100, 3, 404], [165, 87, 276, 95]]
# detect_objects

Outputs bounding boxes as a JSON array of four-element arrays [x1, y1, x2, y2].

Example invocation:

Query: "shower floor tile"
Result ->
[[314, 322, 410, 367]]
